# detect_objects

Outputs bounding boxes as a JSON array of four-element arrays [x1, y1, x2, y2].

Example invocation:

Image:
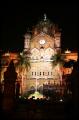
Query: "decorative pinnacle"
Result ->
[[44, 13, 47, 21]]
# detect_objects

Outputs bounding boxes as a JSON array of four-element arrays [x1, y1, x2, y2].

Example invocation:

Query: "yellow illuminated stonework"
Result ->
[[1, 15, 78, 96]]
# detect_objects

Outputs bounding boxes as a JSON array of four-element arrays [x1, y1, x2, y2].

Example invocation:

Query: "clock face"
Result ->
[[39, 39, 46, 44]]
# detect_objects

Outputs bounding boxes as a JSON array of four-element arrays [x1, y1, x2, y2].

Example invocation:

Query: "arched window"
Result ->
[[44, 48, 55, 60], [31, 48, 40, 60]]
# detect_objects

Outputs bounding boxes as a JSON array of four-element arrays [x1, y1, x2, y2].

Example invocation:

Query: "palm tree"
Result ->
[[16, 50, 30, 71], [15, 50, 31, 94], [51, 52, 65, 87], [51, 52, 65, 67]]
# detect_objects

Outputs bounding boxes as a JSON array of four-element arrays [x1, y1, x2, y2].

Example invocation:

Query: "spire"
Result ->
[[44, 13, 47, 21]]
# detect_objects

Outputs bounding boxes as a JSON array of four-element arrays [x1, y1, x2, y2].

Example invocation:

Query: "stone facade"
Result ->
[[1, 15, 78, 96]]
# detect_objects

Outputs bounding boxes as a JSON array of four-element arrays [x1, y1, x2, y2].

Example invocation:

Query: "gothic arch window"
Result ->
[[31, 48, 40, 60], [31, 48, 39, 53], [44, 48, 55, 59]]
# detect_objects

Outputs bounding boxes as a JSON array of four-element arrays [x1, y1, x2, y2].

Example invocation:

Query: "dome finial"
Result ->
[[44, 13, 47, 21]]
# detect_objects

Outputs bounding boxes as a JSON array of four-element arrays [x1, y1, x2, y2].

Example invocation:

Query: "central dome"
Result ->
[[32, 14, 59, 37]]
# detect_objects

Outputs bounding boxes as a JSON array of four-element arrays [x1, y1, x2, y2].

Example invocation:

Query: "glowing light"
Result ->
[[65, 49, 71, 53], [44, 13, 47, 21], [39, 39, 45, 44], [4, 52, 10, 56], [59, 99, 63, 102], [28, 91, 44, 100]]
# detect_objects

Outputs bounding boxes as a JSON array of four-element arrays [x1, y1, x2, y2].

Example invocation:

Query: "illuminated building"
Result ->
[[1, 14, 78, 96]]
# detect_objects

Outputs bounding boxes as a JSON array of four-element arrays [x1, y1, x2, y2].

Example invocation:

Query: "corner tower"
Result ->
[[24, 33, 31, 51]]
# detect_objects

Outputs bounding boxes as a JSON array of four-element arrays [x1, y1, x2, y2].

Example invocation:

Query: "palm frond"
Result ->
[[51, 53, 65, 66], [15, 51, 30, 71]]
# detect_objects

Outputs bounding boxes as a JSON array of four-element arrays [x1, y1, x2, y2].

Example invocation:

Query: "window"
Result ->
[[35, 72, 36, 76], [32, 72, 33, 75], [40, 72, 41, 75], [48, 72, 49, 75], [43, 72, 44, 75]]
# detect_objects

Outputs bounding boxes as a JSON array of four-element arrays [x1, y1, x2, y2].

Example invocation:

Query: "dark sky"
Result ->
[[1, 1, 78, 52]]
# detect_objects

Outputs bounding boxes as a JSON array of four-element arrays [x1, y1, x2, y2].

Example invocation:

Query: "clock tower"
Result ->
[[23, 15, 62, 94]]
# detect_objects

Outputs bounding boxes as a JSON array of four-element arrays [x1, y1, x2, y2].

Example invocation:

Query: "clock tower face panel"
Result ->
[[39, 39, 46, 45], [30, 33, 55, 49]]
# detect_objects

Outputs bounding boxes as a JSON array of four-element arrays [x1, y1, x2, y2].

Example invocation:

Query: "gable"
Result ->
[[31, 32, 54, 42], [30, 32, 55, 49]]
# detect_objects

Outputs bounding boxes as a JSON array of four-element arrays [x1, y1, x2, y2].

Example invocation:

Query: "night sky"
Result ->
[[1, 1, 78, 52]]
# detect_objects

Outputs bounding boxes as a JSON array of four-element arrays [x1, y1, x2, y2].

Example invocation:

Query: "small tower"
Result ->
[[24, 33, 31, 51], [44, 13, 47, 21], [54, 32, 61, 53]]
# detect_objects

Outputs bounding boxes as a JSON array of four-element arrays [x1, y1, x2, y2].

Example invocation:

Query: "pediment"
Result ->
[[31, 32, 54, 43], [30, 32, 55, 49]]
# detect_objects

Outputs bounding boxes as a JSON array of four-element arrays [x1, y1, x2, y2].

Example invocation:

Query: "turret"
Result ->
[[24, 33, 31, 51], [54, 32, 61, 53]]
